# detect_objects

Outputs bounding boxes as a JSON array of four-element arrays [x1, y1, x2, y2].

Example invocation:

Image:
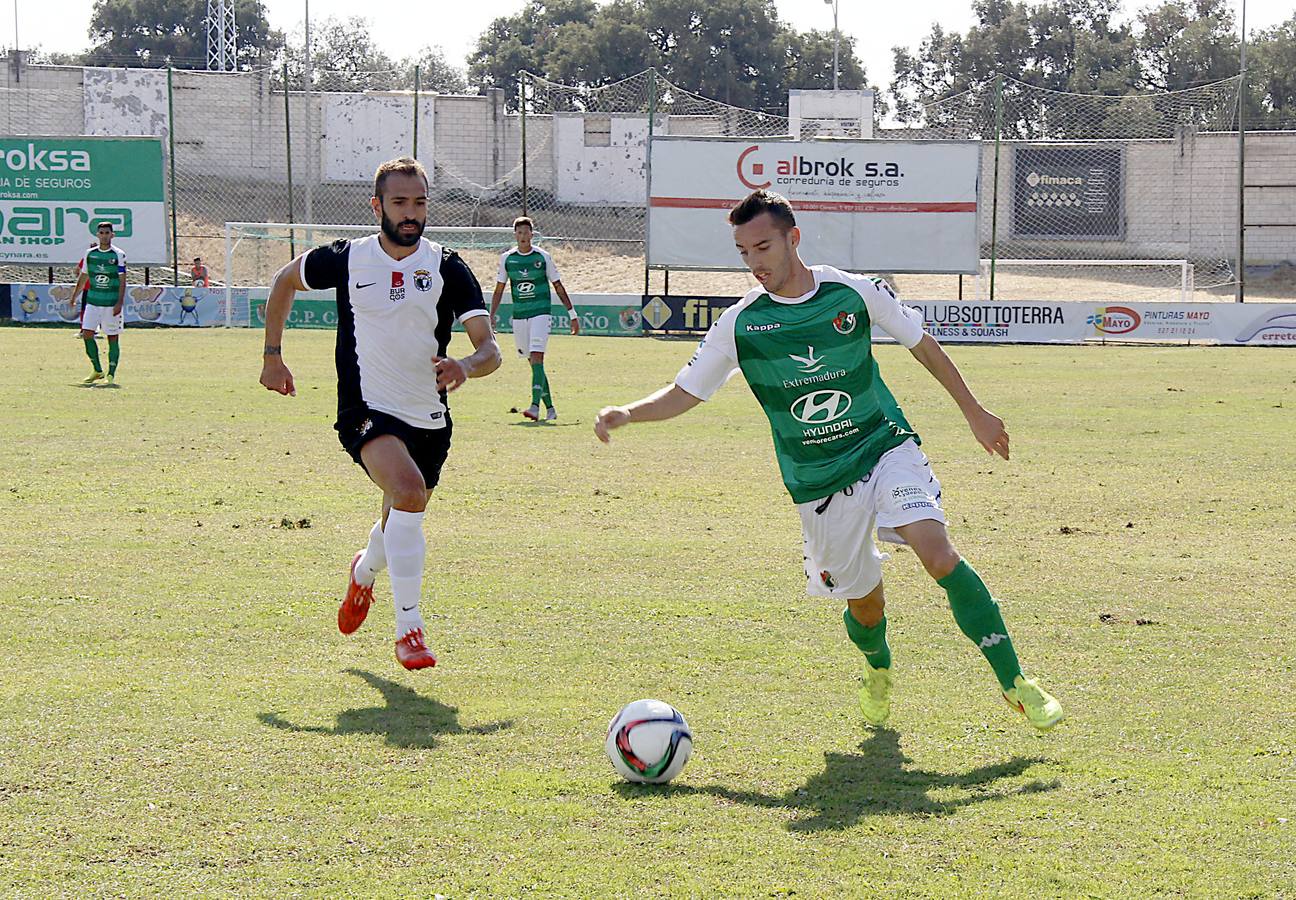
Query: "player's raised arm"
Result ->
[[435, 315, 501, 392], [258, 253, 307, 396]]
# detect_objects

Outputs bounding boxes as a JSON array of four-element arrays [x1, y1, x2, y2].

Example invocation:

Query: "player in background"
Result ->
[[490, 216, 579, 422], [191, 257, 211, 287], [73, 221, 127, 386], [594, 190, 1064, 732], [259, 157, 501, 671]]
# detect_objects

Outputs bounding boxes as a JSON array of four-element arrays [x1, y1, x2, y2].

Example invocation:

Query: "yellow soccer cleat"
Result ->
[[1004, 675, 1065, 731], [81, 371, 105, 386], [858, 661, 892, 727], [104, 373, 116, 387]]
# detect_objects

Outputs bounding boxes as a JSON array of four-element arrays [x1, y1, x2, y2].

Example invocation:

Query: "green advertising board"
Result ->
[[249, 292, 644, 334], [0, 136, 167, 265]]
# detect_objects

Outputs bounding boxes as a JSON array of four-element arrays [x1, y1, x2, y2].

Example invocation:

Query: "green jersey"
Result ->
[[496, 246, 562, 319], [674, 266, 926, 504], [77, 244, 127, 307]]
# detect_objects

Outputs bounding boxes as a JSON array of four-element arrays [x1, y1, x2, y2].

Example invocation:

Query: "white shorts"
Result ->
[[80, 304, 123, 336], [513, 314, 551, 356], [798, 439, 946, 599]]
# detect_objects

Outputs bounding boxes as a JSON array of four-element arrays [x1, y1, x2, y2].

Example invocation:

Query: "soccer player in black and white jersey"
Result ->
[[259, 157, 501, 671]]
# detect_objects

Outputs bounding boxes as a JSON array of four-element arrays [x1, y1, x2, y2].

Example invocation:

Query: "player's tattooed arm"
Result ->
[[259, 256, 307, 396]]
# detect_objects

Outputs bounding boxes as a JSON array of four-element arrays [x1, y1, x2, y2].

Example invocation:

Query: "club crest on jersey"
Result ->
[[390, 271, 405, 302], [820, 570, 836, 589], [833, 311, 857, 335], [413, 269, 432, 292]]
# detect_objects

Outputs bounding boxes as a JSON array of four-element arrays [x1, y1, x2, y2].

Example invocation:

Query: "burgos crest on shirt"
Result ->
[[413, 269, 432, 292]]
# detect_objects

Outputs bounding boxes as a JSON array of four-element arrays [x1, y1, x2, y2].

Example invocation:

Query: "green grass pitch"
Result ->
[[1, 328, 1293, 897]]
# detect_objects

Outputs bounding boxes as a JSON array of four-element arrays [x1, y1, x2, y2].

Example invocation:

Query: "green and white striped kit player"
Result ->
[[76, 240, 127, 384]]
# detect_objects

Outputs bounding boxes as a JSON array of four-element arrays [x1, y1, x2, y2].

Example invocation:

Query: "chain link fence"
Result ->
[[1, 60, 1290, 302]]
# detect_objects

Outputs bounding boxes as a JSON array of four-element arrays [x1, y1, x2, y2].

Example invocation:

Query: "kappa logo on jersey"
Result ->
[[833, 311, 857, 335], [790, 390, 852, 425], [790, 346, 824, 373], [390, 271, 406, 302], [869, 276, 897, 300], [413, 269, 432, 292]]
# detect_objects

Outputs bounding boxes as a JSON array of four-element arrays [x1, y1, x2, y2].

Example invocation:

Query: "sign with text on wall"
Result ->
[[648, 137, 981, 274], [0, 136, 167, 265]]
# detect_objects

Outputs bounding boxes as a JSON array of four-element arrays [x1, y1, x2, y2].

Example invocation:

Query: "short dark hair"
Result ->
[[512, 216, 534, 230], [193, 257, 202, 263], [728, 190, 796, 232], [373, 157, 429, 200], [96, 221, 113, 232]]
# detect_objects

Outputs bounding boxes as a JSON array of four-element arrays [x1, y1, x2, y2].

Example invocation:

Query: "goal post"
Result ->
[[222, 222, 519, 326], [976, 258, 1195, 304]]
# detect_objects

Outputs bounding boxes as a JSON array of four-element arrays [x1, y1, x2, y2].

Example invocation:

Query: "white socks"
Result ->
[[354, 519, 385, 587], [383, 508, 426, 638]]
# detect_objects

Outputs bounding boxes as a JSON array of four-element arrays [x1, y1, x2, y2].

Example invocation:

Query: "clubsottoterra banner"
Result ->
[[0, 137, 167, 265], [648, 138, 980, 274]]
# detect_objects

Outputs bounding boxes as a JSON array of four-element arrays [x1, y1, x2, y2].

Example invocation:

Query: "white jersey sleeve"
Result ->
[[496, 250, 509, 285], [112, 245, 127, 271], [831, 269, 924, 348], [673, 295, 752, 401], [540, 248, 563, 283]]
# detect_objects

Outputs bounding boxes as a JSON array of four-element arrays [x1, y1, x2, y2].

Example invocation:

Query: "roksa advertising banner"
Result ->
[[648, 138, 980, 274], [0, 137, 167, 265]]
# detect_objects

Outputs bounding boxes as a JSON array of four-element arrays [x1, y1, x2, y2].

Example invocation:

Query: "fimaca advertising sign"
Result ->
[[0, 137, 167, 264]]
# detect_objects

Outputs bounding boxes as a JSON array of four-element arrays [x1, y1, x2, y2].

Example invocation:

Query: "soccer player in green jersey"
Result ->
[[490, 216, 579, 422], [73, 222, 127, 386], [594, 190, 1064, 732]]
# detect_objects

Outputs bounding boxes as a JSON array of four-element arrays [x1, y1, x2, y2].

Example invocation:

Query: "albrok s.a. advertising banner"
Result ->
[[0, 137, 167, 265], [648, 137, 980, 274]]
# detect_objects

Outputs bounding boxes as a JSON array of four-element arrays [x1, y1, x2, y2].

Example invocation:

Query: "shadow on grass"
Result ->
[[619, 728, 1058, 831], [258, 668, 512, 750]]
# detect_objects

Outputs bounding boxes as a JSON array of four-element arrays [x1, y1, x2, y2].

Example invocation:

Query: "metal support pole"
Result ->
[[644, 69, 657, 299], [413, 64, 420, 159], [1236, 0, 1247, 303], [167, 66, 180, 286], [520, 74, 529, 216], [283, 61, 296, 259], [831, 0, 839, 91], [989, 75, 1004, 303], [303, 0, 314, 238]]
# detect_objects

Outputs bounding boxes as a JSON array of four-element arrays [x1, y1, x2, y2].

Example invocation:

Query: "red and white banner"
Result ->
[[648, 137, 981, 274]]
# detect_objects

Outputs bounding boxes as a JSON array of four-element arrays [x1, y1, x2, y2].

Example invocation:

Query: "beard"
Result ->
[[380, 211, 425, 247]]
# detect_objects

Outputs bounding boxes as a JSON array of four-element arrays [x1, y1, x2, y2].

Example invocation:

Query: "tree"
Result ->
[[86, 0, 280, 69], [1135, 0, 1238, 91], [468, 0, 600, 104], [471, 0, 871, 112], [1246, 14, 1296, 127], [399, 47, 469, 95]]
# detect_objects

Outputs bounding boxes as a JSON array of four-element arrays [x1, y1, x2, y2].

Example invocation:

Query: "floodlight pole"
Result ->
[[303, 0, 314, 240], [1236, 0, 1247, 302], [825, 0, 839, 91]]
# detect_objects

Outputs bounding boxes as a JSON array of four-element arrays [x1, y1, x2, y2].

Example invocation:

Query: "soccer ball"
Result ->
[[604, 698, 693, 784]]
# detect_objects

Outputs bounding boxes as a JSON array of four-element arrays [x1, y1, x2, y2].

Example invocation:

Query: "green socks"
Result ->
[[84, 337, 102, 372], [939, 560, 1022, 691], [541, 372, 553, 409], [843, 608, 892, 670], [107, 341, 120, 375], [530, 361, 545, 406]]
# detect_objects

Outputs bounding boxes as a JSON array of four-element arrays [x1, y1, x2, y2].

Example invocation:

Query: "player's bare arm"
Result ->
[[258, 254, 307, 397], [554, 281, 580, 334], [594, 384, 702, 443], [489, 281, 505, 324], [908, 333, 1009, 459], [434, 315, 501, 392]]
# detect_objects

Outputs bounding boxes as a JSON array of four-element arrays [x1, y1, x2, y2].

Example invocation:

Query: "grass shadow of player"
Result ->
[[258, 668, 512, 750], [624, 728, 1058, 832]]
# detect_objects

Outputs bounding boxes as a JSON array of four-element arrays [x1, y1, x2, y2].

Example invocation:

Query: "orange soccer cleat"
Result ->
[[337, 552, 374, 635], [395, 628, 437, 670]]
